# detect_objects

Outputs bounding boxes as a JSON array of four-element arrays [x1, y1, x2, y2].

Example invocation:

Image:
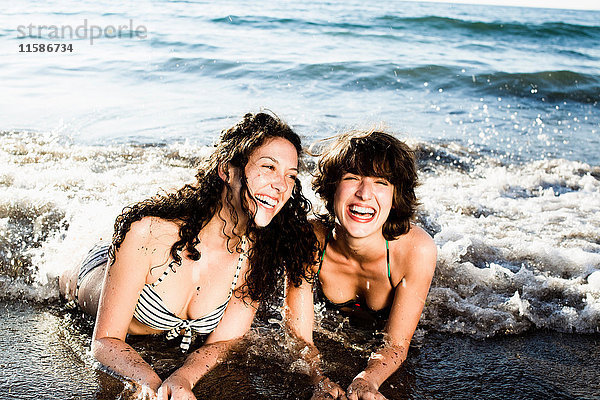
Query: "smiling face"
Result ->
[[314, 131, 419, 240], [333, 173, 394, 239], [242, 137, 299, 227]]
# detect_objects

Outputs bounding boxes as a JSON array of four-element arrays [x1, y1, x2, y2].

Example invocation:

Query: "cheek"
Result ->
[[245, 171, 265, 190], [280, 187, 293, 205], [378, 189, 394, 209], [332, 192, 343, 212], [333, 185, 348, 205], [385, 190, 394, 206], [286, 182, 296, 197]]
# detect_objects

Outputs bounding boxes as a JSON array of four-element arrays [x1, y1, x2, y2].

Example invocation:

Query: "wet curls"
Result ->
[[110, 112, 317, 303]]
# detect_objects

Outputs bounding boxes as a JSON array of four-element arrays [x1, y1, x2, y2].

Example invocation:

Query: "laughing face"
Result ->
[[243, 137, 299, 227], [333, 173, 394, 238]]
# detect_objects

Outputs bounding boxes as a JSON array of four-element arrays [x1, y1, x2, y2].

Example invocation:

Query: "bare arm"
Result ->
[[92, 218, 167, 393], [347, 230, 437, 400], [284, 276, 347, 399], [157, 291, 258, 399]]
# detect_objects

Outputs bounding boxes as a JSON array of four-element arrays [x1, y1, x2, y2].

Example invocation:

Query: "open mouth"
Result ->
[[255, 194, 277, 209], [348, 204, 376, 221]]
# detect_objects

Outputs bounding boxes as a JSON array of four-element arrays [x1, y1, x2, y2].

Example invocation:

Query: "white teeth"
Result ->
[[255, 194, 277, 208], [350, 205, 375, 215]]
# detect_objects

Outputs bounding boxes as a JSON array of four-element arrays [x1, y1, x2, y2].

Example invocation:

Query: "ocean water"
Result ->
[[1, 1, 599, 399]]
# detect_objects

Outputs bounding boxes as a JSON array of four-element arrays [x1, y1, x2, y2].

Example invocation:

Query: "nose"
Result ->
[[271, 172, 288, 193], [355, 179, 373, 200]]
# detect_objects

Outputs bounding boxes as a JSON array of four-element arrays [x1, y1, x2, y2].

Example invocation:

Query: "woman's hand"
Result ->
[[311, 377, 348, 400], [346, 378, 387, 400], [157, 375, 196, 400], [120, 382, 158, 400], [134, 385, 158, 400]]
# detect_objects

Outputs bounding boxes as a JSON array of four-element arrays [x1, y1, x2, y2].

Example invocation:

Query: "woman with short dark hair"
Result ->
[[285, 130, 437, 400]]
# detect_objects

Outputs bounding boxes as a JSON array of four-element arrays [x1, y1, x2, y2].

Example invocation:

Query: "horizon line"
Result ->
[[403, 0, 600, 11]]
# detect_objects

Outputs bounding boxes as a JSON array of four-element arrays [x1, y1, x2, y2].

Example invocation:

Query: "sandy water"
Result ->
[[2, 301, 599, 399]]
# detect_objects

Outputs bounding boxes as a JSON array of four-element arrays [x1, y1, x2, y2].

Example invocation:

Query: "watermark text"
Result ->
[[17, 19, 147, 44]]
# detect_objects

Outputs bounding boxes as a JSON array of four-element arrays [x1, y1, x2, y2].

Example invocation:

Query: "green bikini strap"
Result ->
[[386, 239, 391, 279], [317, 231, 331, 278]]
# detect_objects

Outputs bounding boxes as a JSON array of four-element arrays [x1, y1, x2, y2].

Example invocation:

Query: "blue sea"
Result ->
[[1, 1, 599, 399]]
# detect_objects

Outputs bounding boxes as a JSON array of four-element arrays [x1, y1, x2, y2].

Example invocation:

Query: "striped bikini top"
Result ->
[[133, 237, 247, 352]]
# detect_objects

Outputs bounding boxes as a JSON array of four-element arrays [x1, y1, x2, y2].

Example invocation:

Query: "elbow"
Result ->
[[90, 336, 108, 361], [90, 336, 122, 363], [204, 335, 244, 349]]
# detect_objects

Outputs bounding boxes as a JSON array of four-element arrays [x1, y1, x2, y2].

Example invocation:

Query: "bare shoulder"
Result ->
[[118, 216, 180, 262], [406, 224, 437, 258], [127, 216, 180, 240], [391, 224, 437, 279]]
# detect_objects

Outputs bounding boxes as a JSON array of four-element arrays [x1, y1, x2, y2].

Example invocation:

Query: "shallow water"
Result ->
[[2, 134, 598, 337], [2, 301, 599, 399]]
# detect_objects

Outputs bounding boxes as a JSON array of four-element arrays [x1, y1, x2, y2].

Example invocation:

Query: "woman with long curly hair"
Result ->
[[60, 112, 317, 399], [285, 130, 437, 400]]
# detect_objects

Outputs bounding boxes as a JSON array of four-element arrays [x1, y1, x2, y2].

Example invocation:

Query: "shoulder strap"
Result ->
[[386, 239, 390, 279], [316, 231, 331, 278], [386, 239, 398, 287], [229, 236, 247, 291], [150, 259, 179, 288]]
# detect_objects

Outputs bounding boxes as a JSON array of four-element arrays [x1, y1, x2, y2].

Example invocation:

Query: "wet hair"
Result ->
[[110, 112, 318, 303], [312, 130, 418, 239]]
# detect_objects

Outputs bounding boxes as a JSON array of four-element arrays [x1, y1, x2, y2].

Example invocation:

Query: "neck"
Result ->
[[199, 197, 248, 251], [332, 225, 386, 264]]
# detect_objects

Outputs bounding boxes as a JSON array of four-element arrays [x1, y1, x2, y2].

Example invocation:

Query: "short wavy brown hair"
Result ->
[[312, 130, 418, 239]]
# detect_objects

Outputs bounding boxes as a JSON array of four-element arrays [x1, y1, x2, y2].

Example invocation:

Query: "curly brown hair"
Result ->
[[312, 130, 419, 240], [110, 112, 318, 303]]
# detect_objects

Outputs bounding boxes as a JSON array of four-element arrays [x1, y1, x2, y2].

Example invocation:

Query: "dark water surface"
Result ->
[[2, 301, 598, 400]]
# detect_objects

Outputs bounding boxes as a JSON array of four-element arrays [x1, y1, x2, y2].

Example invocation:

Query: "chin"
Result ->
[[253, 213, 275, 228], [342, 221, 379, 238], [346, 229, 372, 238]]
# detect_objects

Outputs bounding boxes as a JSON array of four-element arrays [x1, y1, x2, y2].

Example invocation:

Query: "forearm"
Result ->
[[92, 337, 162, 391], [295, 339, 328, 384], [168, 339, 240, 388], [284, 276, 333, 388], [286, 333, 349, 400], [355, 344, 408, 389]]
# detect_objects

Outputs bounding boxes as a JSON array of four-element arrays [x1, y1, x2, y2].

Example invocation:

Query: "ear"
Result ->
[[218, 162, 230, 182], [218, 162, 240, 184]]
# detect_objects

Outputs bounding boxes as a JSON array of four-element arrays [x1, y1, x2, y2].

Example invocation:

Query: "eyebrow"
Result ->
[[259, 156, 298, 172]]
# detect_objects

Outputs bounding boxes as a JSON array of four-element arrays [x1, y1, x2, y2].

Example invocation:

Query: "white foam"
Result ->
[[3, 132, 599, 335], [1, 132, 196, 300], [419, 153, 600, 335]]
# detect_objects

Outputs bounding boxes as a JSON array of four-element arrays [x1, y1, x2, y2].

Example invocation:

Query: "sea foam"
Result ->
[[418, 144, 600, 335], [1, 131, 598, 336]]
